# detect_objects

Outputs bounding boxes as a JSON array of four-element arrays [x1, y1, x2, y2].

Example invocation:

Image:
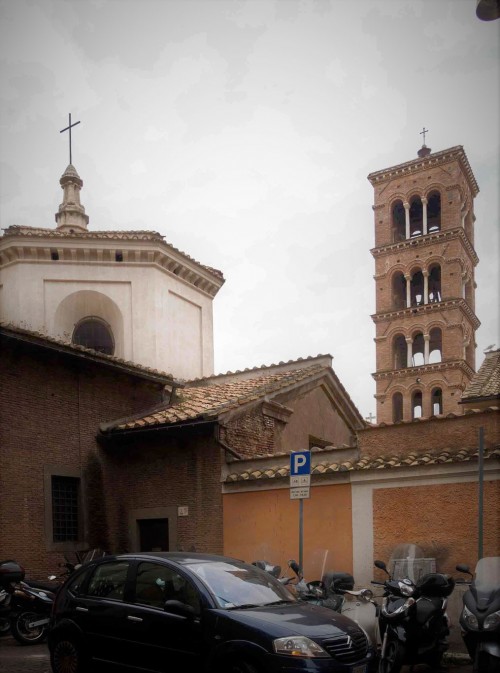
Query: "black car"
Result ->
[[48, 552, 372, 673]]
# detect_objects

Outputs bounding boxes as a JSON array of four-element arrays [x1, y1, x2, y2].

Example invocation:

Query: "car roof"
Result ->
[[109, 552, 247, 566]]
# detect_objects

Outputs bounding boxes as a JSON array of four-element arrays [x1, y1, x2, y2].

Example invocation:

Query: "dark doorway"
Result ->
[[138, 518, 169, 552]]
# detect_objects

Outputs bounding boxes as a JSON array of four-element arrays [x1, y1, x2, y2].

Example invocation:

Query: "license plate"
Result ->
[[351, 666, 366, 673]]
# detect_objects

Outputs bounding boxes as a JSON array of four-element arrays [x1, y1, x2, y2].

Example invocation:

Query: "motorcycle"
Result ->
[[456, 556, 500, 673], [373, 558, 455, 673], [9, 581, 55, 644], [0, 554, 82, 645]]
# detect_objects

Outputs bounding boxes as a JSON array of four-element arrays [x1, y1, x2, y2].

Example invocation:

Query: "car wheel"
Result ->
[[50, 636, 88, 673], [10, 611, 48, 645], [379, 639, 404, 673]]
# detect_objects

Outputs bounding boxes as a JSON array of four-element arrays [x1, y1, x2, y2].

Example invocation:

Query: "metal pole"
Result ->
[[478, 427, 484, 560], [299, 498, 304, 572]]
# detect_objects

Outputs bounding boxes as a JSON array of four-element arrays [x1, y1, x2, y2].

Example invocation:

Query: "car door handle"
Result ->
[[76, 607, 89, 612], [127, 615, 143, 623]]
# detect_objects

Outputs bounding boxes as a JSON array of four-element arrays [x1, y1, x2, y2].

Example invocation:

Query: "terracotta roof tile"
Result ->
[[108, 362, 329, 432], [462, 349, 500, 400], [224, 447, 500, 482]]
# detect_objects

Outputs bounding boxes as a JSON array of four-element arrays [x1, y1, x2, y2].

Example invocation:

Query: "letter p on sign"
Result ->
[[290, 450, 311, 476]]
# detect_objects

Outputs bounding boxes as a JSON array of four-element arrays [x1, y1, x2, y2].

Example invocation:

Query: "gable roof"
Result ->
[[100, 356, 366, 435], [461, 349, 500, 402]]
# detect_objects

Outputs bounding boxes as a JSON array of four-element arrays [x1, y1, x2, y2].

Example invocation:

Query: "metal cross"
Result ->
[[420, 127, 429, 145], [365, 412, 376, 423], [60, 113, 81, 165]]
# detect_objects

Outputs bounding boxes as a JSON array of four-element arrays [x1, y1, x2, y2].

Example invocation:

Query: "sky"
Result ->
[[0, 0, 498, 420]]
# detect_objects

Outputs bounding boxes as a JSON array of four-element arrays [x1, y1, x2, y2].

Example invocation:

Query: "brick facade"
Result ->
[[368, 146, 480, 424]]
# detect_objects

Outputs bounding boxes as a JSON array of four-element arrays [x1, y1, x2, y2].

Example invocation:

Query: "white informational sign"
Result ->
[[290, 487, 310, 500], [290, 475, 311, 487]]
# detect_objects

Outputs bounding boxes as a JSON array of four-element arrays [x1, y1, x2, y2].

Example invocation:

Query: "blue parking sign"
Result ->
[[290, 450, 311, 476]]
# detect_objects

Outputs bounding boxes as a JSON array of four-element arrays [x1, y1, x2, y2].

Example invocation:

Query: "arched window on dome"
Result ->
[[431, 388, 443, 415], [392, 392, 404, 423], [412, 390, 423, 420], [72, 317, 115, 355]]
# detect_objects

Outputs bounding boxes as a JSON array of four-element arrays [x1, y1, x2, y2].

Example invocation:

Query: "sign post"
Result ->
[[290, 451, 311, 572]]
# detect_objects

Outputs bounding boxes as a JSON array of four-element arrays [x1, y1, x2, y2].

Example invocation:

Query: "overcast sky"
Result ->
[[1, 0, 498, 420]]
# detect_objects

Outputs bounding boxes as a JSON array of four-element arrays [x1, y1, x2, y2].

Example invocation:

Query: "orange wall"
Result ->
[[223, 483, 353, 581]]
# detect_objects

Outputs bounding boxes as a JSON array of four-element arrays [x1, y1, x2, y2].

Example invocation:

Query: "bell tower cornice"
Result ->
[[370, 227, 479, 267], [371, 297, 481, 331], [367, 145, 479, 199]]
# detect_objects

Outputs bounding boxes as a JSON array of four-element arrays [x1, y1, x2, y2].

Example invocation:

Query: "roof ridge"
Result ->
[[186, 354, 333, 384]]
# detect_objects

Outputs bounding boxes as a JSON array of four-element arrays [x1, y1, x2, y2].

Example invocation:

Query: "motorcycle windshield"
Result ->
[[474, 557, 500, 593]]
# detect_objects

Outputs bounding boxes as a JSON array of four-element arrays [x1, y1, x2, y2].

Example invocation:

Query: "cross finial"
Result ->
[[365, 412, 376, 424], [60, 113, 81, 165], [420, 127, 429, 146]]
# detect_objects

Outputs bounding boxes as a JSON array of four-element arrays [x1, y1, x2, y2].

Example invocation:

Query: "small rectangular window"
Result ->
[[115, 251, 123, 262], [51, 476, 79, 542], [51, 249, 59, 261]]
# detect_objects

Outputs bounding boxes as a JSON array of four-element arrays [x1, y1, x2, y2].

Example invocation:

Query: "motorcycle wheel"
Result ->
[[378, 639, 405, 673], [10, 610, 48, 645]]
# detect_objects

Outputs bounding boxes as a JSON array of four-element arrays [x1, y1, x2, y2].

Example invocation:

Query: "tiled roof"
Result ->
[[0, 323, 175, 384], [106, 362, 331, 432], [225, 446, 500, 482], [462, 349, 500, 400]]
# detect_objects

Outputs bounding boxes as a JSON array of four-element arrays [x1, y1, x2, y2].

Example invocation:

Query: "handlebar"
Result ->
[[371, 580, 386, 586]]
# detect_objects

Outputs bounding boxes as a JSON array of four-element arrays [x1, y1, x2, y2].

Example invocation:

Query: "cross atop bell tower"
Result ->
[[367, 145, 480, 424]]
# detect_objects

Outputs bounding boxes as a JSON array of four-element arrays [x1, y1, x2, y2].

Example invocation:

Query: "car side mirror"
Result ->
[[164, 599, 196, 619]]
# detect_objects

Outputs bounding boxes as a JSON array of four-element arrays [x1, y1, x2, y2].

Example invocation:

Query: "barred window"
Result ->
[[52, 476, 80, 542]]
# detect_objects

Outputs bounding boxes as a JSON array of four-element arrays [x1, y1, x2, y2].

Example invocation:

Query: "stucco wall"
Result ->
[[223, 482, 353, 581]]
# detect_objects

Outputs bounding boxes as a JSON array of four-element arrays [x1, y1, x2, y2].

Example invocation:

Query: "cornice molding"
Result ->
[[371, 297, 481, 330], [372, 359, 475, 382], [367, 146, 479, 198], [370, 228, 479, 266], [0, 229, 225, 297]]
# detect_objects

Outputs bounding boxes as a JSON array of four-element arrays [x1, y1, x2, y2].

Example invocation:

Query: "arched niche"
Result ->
[[53, 290, 124, 358]]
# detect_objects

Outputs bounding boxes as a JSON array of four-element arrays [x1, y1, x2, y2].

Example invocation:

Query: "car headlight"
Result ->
[[462, 605, 479, 629], [484, 610, 500, 630], [273, 636, 329, 658]]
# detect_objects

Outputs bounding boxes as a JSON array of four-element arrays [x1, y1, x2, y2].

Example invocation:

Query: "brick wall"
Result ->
[[0, 335, 163, 579], [358, 409, 499, 457]]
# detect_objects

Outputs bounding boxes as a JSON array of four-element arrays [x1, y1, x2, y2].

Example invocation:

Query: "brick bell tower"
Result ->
[[368, 140, 480, 424]]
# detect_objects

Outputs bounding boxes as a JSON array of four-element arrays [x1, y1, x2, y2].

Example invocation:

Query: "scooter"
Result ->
[[9, 581, 55, 644], [456, 556, 500, 673], [374, 558, 454, 673]]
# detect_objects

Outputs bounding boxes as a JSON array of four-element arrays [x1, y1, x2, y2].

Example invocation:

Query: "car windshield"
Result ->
[[187, 560, 297, 609]]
